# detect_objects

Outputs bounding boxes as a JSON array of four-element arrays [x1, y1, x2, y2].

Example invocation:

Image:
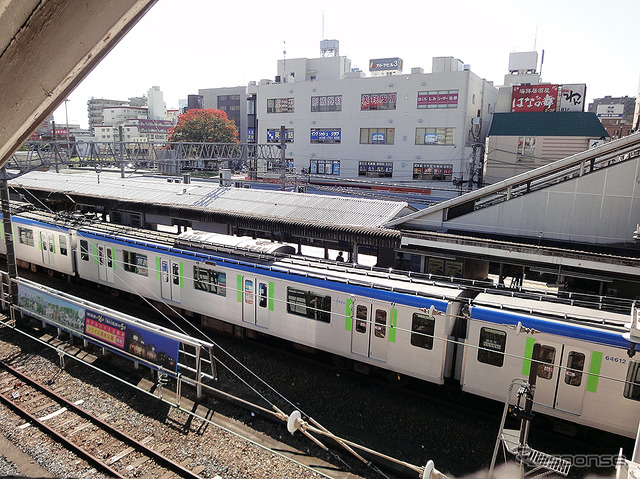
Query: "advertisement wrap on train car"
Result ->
[[17, 283, 180, 372]]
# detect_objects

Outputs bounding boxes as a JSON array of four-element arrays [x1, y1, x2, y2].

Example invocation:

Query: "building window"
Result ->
[[417, 90, 459, 109], [410, 312, 435, 350], [358, 161, 393, 178], [18, 227, 34, 247], [517, 136, 536, 162], [415, 127, 455, 145], [360, 128, 395, 145], [123, 249, 148, 276], [361, 92, 397, 111], [267, 98, 295, 113], [310, 159, 340, 175], [311, 95, 342, 112], [267, 129, 294, 143], [413, 163, 453, 180], [310, 128, 341, 144], [193, 265, 226, 297], [286, 287, 331, 323], [477, 328, 506, 367]]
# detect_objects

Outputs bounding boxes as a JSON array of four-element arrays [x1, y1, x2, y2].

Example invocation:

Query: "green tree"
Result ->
[[168, 109, 239, 143]]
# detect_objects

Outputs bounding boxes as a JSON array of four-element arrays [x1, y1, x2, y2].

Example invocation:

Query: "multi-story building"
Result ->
[[253, 52, 497, 184], [90, 86, 175, 142], [588, 95, 636, 139], [87, 98, 129, 133], [483, 52, 608, 184], [199, 86, 251, 143]]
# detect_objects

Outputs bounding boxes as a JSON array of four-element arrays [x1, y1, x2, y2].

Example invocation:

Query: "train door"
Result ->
[[350, 301, 388, 362], [160, 258, 181, 303], [255, 281, 269, 328], [531, 341, 562, 409], [369, 308, 388, 362], [554, 348, 588, 415], [242, 277, 256, 325], [40, 232, 55, 266], [97, 243, 114, 283]]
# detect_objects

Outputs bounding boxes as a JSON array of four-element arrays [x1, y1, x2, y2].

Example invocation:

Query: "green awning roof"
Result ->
[[488, 111, 609, 137]]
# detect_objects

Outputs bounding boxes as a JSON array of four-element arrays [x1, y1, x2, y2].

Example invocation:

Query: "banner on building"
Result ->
[[511, 84, 560, 112], [559, 84, 586, 112]]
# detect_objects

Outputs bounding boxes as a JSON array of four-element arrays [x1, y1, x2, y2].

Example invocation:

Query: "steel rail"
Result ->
[[0, 359, 203, 479]]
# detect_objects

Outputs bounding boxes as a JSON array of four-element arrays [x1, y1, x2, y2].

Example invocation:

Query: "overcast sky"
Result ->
[[54, 0, 640, 129]]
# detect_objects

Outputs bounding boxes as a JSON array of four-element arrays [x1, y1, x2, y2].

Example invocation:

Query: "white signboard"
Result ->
[[596, 103, 624, 118], [559, 84, 586, 112]]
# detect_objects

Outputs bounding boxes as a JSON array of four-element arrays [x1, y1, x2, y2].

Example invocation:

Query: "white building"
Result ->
[[256, 54, 497, 183]]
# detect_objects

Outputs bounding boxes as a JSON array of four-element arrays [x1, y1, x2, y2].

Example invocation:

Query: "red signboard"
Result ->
[[511, 85, 560, 112]]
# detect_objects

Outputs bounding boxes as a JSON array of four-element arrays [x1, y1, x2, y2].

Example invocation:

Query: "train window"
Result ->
[[534, 345, 556, 380], [59, 236, 68, 256], [355, 305, 367, 333], [624, 361, 640, 401], [172, 263, 180, 285], [564, 351, 585, 387], [410, 312, 435, 350], [477, 328, 506, 367], [374, 309, 387, 338], [18, 227, 34, 247], [122, 249, 148, 276], [106, 248, 112, 268], [80, 240, 89, 261], [193, 265, 226, 297], [259, 283, 268, 308], [98, 246, 104, 266], [286, 287, 331, 323]]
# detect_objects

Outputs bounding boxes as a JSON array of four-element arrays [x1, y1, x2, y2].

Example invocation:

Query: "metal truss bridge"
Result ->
[[8, 140, 283, 176]]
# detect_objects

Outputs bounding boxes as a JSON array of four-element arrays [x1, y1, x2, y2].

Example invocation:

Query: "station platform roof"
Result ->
[[8, 170, 411, 247]]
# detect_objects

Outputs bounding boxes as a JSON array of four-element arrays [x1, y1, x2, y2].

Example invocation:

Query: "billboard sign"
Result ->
[[596, 103, 624, 118], [85, 309, 180, 372], [511, 84, 560, 112], [369, 57, 403, 72], [559, 84, 586, 112]]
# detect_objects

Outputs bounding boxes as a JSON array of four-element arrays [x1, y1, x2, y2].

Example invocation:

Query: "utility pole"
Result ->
[[280, 125, 286, 191], [1, 167, 17, 306]]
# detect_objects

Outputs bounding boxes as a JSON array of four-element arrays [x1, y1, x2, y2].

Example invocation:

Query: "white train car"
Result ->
[[73, 224, 469, 385], [4, 210, 640, 438], [0, 212, 75, 276], [462, 292, 640, 437]]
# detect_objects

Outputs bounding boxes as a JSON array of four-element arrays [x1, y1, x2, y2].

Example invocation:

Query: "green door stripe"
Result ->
[[156, 257, 161, 281], [93, 243, 98, 265], [51, 236, 55, 254], [345, 299, 353, 331], [111, 247, 116, 270], [586, 351, 603, 393], [522, 337, 536, 376], [179, 262, 184, 287], [236, 275, 242, 303], [268, 282, 274, 311], [388, 308, 397, 343], [38, 232, 43, 251]]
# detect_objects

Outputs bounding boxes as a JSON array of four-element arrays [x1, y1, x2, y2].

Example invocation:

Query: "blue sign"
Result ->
[[424, 133, 439, 144], [311, 129, 341, 142], [371, 132, 385, 144], [247, 128, 255, 142]]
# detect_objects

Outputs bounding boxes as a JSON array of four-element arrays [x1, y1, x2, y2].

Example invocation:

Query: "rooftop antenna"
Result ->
[[322, 11, 324, 40], [283, 40, 286, 81], [533, 25, 538, 51]]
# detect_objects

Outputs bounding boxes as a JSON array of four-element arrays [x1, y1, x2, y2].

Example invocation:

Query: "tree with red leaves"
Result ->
[[168, 109, 239, 143]]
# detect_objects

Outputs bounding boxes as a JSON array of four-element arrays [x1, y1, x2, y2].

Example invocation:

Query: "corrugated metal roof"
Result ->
[[10, 171, 412, 229], [488, 111, 608, 137]]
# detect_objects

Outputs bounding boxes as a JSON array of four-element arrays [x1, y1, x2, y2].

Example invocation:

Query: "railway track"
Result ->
[[0, 357, 205, 479]]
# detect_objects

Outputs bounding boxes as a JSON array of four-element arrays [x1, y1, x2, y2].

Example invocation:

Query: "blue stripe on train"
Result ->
[[471, 306, 629, 349], [77, 230, 450, 312]]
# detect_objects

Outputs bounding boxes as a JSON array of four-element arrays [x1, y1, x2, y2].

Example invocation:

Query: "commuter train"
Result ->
[[2, 209, 640, 438]]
